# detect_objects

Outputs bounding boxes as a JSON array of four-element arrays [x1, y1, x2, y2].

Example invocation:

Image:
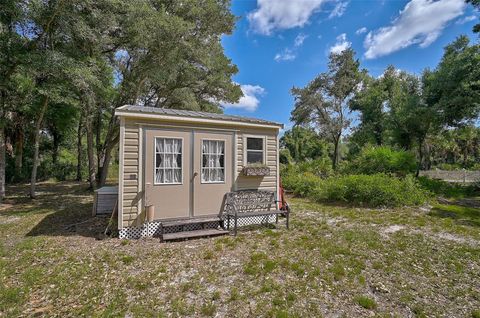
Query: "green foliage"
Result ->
[[434, 163, 463, 171], [279, 148, 293, 165], [423, 36, 480, 126], [355, 295, 377, 310], [417, 177, 478, 198], [291, 49, 362, 169], [282, 172, 322, 197], [283, 173, 429, 207], [281, 158, 334, 195], [345, 146, 417, 176], [350, 74, 388, 146], [1, 0, 242, 190], [472, 309, 480, 318], [280, 127, 330, 162]]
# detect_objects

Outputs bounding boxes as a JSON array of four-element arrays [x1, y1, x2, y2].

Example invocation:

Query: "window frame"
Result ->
[[243, 135, 266, 166], [200, 138, 226, 184], [153, 136, 184, 185]]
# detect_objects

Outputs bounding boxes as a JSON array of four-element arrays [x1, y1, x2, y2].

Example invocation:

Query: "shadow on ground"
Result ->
[[429, 197, 480, 228], [3, 182, 110, 239]]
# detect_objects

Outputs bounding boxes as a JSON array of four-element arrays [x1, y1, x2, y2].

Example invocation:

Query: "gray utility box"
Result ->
[[92, 186, 118, 216]]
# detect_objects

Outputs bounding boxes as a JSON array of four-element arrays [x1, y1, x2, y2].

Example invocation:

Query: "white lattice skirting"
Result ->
[[119, 221, 162, 239], [118, 215, 278, 239]]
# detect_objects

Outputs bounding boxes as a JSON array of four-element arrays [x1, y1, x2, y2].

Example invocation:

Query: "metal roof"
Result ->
[[116, 105, 283, 128]]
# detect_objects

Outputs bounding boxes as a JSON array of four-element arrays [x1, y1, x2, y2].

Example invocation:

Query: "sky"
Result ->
[[220, 0, 479, 129]]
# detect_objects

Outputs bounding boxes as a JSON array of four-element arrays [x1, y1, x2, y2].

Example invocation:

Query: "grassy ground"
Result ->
[[1, 182, 479, 317]]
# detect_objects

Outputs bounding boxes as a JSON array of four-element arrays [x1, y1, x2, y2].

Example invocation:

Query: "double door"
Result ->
[[144, 128, 233, 220]]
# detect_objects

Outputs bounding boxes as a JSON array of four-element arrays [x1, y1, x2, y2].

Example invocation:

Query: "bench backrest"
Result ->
[[224, 190, 276, 214]]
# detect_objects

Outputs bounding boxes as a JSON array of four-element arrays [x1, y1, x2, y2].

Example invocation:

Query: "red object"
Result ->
[[278, 178, 289, 211]]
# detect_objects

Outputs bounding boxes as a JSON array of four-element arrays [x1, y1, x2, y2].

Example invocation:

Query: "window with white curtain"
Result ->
[[201, 140, 225, 183], [246, 137, 264, 164], [154, 137, 182, 184]]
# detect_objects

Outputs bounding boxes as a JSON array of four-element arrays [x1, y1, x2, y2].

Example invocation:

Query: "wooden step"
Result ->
[[162, 229, 229, 241], [160, 217, 221, 228]]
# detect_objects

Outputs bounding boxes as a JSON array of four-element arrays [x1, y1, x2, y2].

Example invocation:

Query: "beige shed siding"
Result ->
[[118, 117, 279, 228], [121, 120, 140, 227], [235, 131, 278, 191]]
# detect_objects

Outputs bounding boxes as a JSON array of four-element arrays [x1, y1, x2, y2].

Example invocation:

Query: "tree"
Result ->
[[423, 36, 480, 126], [89, 0, 242, 187], [0, 0, 29, 201], [291, 49, 362, 169], [1, 0, 243, 195], [350, 72, 389, 146], [280, 127, 329, 162], [466, 0, 480, 33]]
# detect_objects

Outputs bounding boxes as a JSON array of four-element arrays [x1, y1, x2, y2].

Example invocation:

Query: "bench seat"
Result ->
[[222, 190, 290, 236]]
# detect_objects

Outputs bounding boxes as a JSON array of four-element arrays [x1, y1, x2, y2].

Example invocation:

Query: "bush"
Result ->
[[283, 173, 429, 207], [282, 172, 322, 197], [434, 163, 463, 171], [345, 146, 417, 176], [417, 176, 478, 198], [279, 148, 293, 165], [281, 158, 333, 181]]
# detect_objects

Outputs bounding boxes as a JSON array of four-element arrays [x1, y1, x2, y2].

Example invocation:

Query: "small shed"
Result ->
[[115, 105, 283, 239]]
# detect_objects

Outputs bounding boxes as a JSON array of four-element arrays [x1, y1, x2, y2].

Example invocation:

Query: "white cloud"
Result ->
[[294, 33, 308, 47], [364, 0, 465, 59], [247, 0, 327, 35], [456, 15, 477, 24], [274, 48, 296, 62], [329, 33, 351, 54], [329, 1, 348, 19], [222, 84, 266, 112], [274, 33, 308, 62], [356, 27, 368, 35]]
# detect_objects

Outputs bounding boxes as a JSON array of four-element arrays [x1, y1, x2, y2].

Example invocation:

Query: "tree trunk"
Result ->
[[30, 96, 49, 199], [98, 135, 119, 188], [96, 108, 120, 188], [0, 126, 5, 203], [76, 114, 83, 181], [52, 130, 59, 165], [86, 114, 96, 190], [463, 146, 468, 167], [416, 139, 424, 178], [14, 127, 24, 180], [424, 141, 431, 170], [332, 137, 340, 170], [96, 108, 102, 181], [99, 147, 112, 187]]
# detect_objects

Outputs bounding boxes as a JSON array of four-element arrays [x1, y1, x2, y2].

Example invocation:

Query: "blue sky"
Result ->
[[221, 0, 478, 129]]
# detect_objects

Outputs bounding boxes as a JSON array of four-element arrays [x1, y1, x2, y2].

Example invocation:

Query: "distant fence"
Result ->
[[419, 170, 480, 183]]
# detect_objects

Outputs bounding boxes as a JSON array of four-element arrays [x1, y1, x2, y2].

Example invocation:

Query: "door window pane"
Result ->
[[246, 137, 264, 165], [155, 138, 182, 184], [201, 140, 225, 183]]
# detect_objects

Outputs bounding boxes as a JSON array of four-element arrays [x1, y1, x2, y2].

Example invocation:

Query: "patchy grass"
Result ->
[[355, 295, 377, 310], [0, 181, 479, 317]]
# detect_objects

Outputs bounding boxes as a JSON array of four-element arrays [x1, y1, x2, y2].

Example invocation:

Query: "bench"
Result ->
[[222, 190, 290, 236]]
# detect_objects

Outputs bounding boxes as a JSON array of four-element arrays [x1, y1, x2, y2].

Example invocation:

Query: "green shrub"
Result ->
[[284, 173, 429, 207], [281, 157, 333, 184], [279, 148, 293, 165], [282, 172, 322, 197], [346, 146, 417, 176], [297, 158, 334, 178], [434, 163, 463, 171], [316, 174, 428, 207], [417, 177, 478, 198]]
